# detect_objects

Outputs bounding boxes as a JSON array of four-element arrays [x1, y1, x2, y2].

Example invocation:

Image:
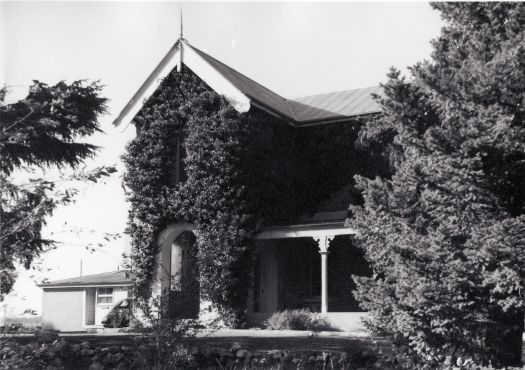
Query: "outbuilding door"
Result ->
[[85, 288, 96, 325]]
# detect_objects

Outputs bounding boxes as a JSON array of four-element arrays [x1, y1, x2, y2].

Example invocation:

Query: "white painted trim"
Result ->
[[96, 287, 114, 306], [154, 222, 197, 298], [183, 45, 250, 112], [255, 225, 356, 240], [42, 284, 131, 290], [113, 43, 182, 127], [157, 222, 196, 247], [113, 40, 251, 128]]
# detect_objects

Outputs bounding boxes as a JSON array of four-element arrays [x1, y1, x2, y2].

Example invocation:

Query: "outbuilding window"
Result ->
[[97, 288, 113, 304]]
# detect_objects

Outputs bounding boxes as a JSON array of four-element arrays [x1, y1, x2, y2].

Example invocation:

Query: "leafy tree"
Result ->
[[352, 3, 525, 367], [0, 81, 114, 298]]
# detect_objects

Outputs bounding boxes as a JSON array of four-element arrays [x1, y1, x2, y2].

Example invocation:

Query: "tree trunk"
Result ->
[[490, 308, 524, 367]]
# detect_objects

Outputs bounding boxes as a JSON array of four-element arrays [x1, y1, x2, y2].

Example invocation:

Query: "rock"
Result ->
[[88, 362, 105, 370], [211, 347, 221, 357], [71, 344, 81, 353], [121, 346, 132, 353], [81, 349, 95, 357], [54, 340, 67, 351], [20, 344, 33, 356], [1, 346, 12, 356], [109, 346, 121, 354], [45, 352, 57, 361], [103, 353, 116, 365], [200, 346, 212, 358], [111, 353, 125, 363], [130, 358, 145, 369], [101, 347, 111, 354], [236, 349, 253, 360], [55, 340, 73, 358], [268, 349, 283, 360], [115, 361, 130, 370], [230, 342, 242, 352], [80, 342, 91, 350], [35, 329, 59, 343], [50, 357, 63, 367], [190, 346, 200, 355], [219, 348, 233, 358]]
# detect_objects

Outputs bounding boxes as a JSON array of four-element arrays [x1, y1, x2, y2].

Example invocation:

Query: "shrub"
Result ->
[[263, 309, 338, 332], [130, 294, 200, 369], [102, 298, 135, 328]]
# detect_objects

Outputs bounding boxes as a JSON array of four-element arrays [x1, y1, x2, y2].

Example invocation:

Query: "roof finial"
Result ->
[[178, 5, 184, 73], [179, 5, 184, 41]]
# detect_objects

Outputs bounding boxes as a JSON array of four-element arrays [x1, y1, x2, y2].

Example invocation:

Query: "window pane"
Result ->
[[97, 296, 112, 304], [97, 288, 113, 304], [99, 288, 113, 295]]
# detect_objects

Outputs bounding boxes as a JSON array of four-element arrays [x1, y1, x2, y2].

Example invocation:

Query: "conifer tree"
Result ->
[[0, 81, 111, 297], [352, 3, 525, 366]]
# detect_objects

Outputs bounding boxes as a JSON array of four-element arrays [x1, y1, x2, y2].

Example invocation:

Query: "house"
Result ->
[[115, 37, 382, 330], [38, 271, 131, 332]]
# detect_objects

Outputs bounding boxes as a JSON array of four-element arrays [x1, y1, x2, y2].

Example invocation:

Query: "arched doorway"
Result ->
[[169, 231, 199, 319]]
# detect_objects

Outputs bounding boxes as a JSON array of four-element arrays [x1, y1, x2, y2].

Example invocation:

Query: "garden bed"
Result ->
[[0, 329, 390, 369]]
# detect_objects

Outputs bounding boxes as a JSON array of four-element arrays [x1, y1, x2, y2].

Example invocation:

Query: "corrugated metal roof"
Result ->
[[39, 271, 131, 288], [188, 44, 296, 120], [289, 86, 383, 123], [187, 44, 382, 125]]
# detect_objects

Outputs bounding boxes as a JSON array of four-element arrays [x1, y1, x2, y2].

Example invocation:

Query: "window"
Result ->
[[169, 133, 186, 184], [97, 288, 113, 304]]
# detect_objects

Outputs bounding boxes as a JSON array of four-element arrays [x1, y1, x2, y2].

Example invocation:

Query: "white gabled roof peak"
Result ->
[[113, 39, 251, 127]]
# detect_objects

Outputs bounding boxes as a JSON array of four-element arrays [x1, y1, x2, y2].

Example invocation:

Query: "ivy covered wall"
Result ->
[[122, 67, 386, 326]]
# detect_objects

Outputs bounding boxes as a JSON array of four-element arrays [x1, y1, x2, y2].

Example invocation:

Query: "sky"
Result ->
[[1, 1, 444, 316]]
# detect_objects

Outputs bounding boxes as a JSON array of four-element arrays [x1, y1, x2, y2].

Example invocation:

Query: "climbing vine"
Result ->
[[122, 67, 384, 326]]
